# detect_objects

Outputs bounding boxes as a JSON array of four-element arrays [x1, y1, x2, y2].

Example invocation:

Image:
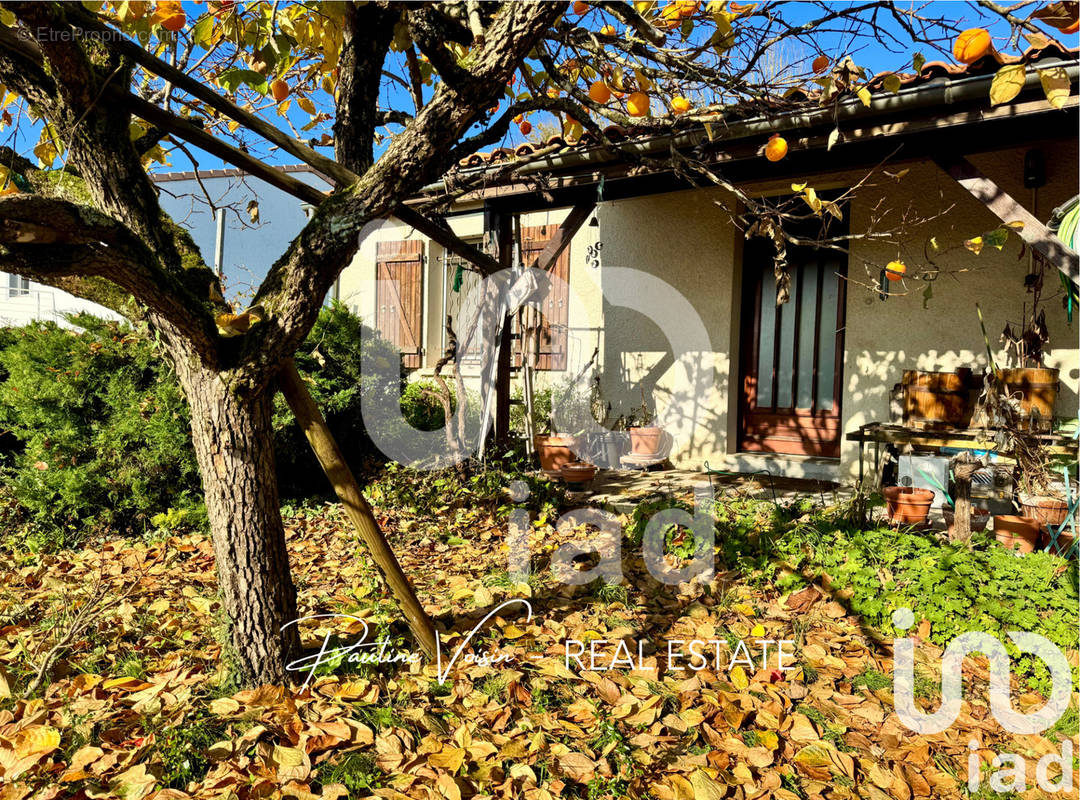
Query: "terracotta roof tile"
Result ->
[[459, 43, 1078, 169]]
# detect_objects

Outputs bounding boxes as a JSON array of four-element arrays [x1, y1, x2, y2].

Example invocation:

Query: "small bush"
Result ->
[[400, 379, 454, 432], [0, 304, 405, 547], [272, 301, 403, 498], [0, 316, 204, 550]]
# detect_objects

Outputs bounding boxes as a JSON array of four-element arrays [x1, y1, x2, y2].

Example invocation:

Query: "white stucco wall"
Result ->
[[340, 140, 1078, 481], [0, 277, 120, 327]]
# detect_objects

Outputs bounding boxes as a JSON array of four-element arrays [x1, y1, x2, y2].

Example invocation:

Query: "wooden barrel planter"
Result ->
[[1020, 495, 1070, 528], [902, 370, 973, 430], [997, 367, 1059, 432]]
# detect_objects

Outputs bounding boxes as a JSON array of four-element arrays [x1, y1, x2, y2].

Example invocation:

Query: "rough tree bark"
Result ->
[[0, 1, 565, 687], [180, 364, 302, 684]]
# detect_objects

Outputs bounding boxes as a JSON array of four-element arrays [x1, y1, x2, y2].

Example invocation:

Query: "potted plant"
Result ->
[[992, 514, 1042, 553], [994, 284, 1059, 433], [883, 485, 935, 526], [627, 389, 663, 456], [535, 377, 594, 477]]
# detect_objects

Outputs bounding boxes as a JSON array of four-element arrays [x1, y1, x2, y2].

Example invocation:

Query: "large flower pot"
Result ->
[[1019, 495, 1070, 528], [534, 434, 577, 478], [629, 426, 663, 456], [997, 367, 1059, 432], [883, 486, 935, 525], [561, 461, 597, 488], [1041, 526, 1077, 557], [992, 515, 1041, 553]]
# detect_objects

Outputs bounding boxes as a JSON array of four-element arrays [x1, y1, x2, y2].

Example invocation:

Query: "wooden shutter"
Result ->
[[517, 224, 570, 371], [375, 240, 424, 369]]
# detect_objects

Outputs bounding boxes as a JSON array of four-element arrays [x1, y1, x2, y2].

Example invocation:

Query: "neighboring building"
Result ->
[[0, 164, 329, 326], [339, 44, 1080, 481]]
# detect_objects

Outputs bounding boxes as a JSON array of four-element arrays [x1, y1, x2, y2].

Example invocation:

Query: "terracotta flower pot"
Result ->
[[992, 515, 1041, 553], [1020, 495, 1070, 528], [534, 434, 577, 478], [943, 507, 991, 538], [883, 486, 935, 525], [1041, 526, 1077, 557], [560, 461, 597, 486], [629, 426, 663, 455]]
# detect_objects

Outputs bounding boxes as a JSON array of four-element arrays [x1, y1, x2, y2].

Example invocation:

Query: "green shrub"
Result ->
[[0, 304, 404, 547], [765, 512, 1079, 693], [0, 316, 204, 550], [271, 301, 403, 498], [400, 379, 454, 432]]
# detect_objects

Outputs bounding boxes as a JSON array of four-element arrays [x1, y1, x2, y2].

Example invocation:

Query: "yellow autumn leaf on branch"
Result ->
[[1038, 66, 1072, 110], [989, 64, 1026, 106]]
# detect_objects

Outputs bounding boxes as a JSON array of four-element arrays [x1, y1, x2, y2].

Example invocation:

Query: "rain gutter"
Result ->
[[417, 58, 1079, 196]]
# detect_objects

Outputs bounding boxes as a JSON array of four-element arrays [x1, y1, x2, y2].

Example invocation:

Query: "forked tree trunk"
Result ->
[[180, 364, 301, 686]]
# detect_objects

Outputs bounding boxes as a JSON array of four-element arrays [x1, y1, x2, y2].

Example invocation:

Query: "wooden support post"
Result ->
[[278, 358, 438, 658], [949, 452, 983, 545], [493, 211, 514, 448], [934, 155, 1080, 286]]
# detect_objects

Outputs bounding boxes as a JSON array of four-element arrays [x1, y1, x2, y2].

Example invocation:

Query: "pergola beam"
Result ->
[[526, 202, 596, 273], [920, 156, 1074, 286]]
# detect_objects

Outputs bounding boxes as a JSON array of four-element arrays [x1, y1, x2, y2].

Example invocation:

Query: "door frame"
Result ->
[[736, 239, 848, 458]]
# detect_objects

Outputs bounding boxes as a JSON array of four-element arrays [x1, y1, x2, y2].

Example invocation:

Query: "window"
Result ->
[[738, 238, 847, 458], [7, 273, 29, 297], [443, 249, 485, 367]]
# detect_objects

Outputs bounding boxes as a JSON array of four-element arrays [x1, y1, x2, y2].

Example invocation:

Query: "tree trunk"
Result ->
[[181, 364, 301, 686]]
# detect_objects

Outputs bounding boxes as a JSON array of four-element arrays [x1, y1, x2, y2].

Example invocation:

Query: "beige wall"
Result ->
[[339, 139, 1078, 481]]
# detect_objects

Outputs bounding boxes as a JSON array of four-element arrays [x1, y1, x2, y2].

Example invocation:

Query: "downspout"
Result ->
[[213, 207, 225, 281]]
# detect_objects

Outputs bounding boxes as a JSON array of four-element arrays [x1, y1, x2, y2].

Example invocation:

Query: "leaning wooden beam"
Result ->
[[393, 204, 504, 276], [278, 358, 439, 659], [934, 155, 1079, 286], [527, 202, 596, 273]]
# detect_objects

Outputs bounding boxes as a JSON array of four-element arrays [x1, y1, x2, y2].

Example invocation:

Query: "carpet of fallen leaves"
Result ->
[[0, 490, 1076, 800]]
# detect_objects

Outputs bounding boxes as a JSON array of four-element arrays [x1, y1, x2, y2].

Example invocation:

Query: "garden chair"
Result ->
[[1042, 465, 1078, 559]]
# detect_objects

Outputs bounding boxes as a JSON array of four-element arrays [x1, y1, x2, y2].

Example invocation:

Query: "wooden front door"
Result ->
[[738, 239, 847, 457], [376, 240, 424, 369], [516, 224, 570, 371]]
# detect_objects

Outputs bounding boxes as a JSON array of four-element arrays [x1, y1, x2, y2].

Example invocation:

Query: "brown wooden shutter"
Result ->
[[517, 224, 570, 371], [375, 240, 424, 369]]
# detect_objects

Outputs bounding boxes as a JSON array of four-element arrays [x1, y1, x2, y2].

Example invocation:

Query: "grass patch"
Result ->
[[318, 751, 383, 793]]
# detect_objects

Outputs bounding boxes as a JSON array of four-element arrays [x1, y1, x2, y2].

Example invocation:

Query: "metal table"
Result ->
[[846, 422, 1079, 487]]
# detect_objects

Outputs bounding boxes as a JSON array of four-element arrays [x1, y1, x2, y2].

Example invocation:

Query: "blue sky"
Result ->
[[1, 2, 1070, 176]]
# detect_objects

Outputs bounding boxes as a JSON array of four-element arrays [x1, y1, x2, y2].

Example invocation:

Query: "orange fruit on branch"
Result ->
[[270, 79, 289, 102], [953, 28, 993, 64], [519, 120, 532, 135], [626, 91, 650, 116], [671, 95, 691, 114], [572, 0, 590, 14], [589, 80, 612, 103], [764, 133, 787, 161], [599, 24, 616, 36], [885, 260, 907, 281]]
